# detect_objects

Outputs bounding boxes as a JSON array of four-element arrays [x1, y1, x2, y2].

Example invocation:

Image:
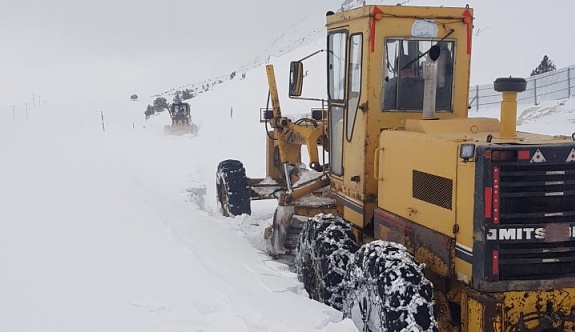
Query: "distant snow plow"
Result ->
[[164, 102, 199, 135]]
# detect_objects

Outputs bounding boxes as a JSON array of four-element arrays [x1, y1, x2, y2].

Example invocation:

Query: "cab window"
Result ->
[[328, 32, 347, 101], [346, 33, 363, 141], [327, 31, 347, 176], [382, 39, 454, 111]]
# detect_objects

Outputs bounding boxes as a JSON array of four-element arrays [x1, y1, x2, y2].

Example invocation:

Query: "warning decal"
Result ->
[[530, 149, 547, 163], [566, 148, 575, 163]]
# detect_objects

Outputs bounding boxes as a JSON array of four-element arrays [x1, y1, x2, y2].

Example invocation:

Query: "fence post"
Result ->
[[568, 68, 572, 98], [534, 78, 538, 105], [475, 85, 480, 112]]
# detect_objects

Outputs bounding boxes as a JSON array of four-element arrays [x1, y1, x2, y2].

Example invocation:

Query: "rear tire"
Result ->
[[343, 241, 437, 332], [216, 159, 251, 217], [295, 214, 357, 310]]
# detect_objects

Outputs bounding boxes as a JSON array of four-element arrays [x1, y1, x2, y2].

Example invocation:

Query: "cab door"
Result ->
[[327, 30, 347, 177], [328, 30, 371, 230]]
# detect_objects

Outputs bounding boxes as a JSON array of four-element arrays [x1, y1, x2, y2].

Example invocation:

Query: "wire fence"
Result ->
[[468, 65, 575, 112]]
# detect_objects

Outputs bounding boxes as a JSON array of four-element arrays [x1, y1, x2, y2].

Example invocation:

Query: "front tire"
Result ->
[[216, 159, 251, 217], [295, 214, 357, 310], [343, 241, 437, 332]]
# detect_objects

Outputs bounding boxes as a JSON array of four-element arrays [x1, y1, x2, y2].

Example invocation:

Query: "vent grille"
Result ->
[[497, 163, 575, 280], [412, 170, 453, 210], [499, 241, 575, 280], [499, 164, 575, 225]]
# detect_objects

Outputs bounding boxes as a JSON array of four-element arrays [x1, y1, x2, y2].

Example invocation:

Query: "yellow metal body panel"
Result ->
[[501, 288, 575, 330], [378, 129, 459, 237], [343, 207, 363, 233], [455, 288, 575, 331], [454, 258, 473, 285], [464, 294, 487, 332], [454, 159, 476, 283], [405, 117, 500, 134]]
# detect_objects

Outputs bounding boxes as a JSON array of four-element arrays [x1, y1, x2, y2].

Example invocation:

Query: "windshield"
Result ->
[[173, 104, 188, 113], [383, 39, 454, 111]]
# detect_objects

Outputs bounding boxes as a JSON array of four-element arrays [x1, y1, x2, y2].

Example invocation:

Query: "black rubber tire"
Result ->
[[216, 159, 251, 217], [295, 214, 357, 310], [343, 241, 437, 332]]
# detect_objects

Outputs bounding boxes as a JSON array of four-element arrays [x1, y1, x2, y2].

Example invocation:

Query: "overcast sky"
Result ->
[[0, 1, 333, 108], [1, 0, 574, 109]]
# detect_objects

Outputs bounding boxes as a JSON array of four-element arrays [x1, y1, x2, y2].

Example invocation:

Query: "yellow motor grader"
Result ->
[[164, 102, 199, 135], [216, 4, 575, 331]]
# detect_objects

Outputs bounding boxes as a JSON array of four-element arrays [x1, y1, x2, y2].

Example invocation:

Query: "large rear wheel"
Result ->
[[343, 241, 437, 332], [295, 214, 357, 310], [216, 159, 251, 217]]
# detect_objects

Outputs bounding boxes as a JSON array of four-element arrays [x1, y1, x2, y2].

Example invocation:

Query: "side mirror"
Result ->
[[289, 61, 304, 97]]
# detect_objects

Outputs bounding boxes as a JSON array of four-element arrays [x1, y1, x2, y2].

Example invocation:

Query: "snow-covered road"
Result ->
[[0, 89, 359, 331]]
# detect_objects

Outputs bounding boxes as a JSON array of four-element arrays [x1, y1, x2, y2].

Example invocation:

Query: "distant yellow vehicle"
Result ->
[[164, 102, 198, 135], [217, 4, 575, 331]]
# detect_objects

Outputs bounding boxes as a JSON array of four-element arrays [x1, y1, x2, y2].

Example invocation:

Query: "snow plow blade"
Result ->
[[164, 123, 199, 136], [265, 204, 337, 258]]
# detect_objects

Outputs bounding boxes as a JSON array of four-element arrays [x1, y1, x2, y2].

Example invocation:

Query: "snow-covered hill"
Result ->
[[151, 4, 329, 102]]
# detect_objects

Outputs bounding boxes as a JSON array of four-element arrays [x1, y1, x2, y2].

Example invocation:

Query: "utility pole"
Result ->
[[31, 93, 35, 108], [24, 103, 29, 119]]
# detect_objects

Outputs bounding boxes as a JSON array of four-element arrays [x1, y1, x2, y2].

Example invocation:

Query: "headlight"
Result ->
[[460, 144, 476, 161]]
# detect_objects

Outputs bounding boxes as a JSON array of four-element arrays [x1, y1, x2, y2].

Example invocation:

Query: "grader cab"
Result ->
[[217, 4, 575, 331]]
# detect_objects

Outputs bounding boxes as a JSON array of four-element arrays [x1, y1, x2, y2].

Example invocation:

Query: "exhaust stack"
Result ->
[[422, 45, 441, 120], [494, 77, 527, 139]]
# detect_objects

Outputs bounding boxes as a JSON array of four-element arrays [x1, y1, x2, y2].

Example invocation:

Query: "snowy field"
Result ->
[[0, 40, 358, 332], [2, 33, 575, 332]]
